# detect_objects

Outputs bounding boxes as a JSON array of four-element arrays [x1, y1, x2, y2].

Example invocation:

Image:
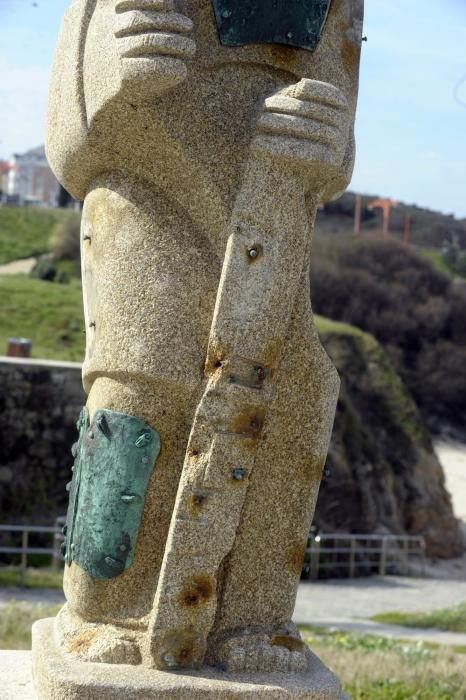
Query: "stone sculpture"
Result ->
[[33, 1, 364, 697]]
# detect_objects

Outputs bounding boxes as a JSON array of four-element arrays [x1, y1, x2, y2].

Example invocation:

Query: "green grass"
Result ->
[[0, 207, 73, 264], [0, 567, 63, 589], [418, 248, 463, 279], [315, 314, 365, 338], [372, 603, 466, 634], [344, 678, 466, 700], [0, 601, 61, 650], [0, 274, 84, 361], [300, 627, 466, 699]]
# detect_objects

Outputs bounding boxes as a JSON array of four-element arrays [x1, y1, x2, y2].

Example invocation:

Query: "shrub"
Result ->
[[30, 255, 56, 282], [311, 236, 466, 433], [50, 214, 81, 262]]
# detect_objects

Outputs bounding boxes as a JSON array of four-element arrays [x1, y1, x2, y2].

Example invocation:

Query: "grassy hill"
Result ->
[[0, 207, 75, 265], [0, 275, 84, 361]]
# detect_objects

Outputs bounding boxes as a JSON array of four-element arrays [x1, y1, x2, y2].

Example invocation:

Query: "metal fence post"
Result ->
[[379, 537, 387, 576], [52, 531, 61, 571], [349, 538, 356, 578], [20, 530, 29, 587], [403, 538, 410, 576], [310, 537, 321, 581]]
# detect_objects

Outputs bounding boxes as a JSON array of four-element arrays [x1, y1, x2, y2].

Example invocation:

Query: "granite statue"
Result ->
[[33, 1, 364, 696]]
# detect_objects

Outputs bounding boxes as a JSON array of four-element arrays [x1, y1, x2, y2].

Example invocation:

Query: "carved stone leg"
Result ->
[[207, 279, 339, 672], [53, 175, 220, 660]]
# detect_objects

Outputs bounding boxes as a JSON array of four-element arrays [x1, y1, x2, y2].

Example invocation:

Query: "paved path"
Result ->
[[294, 576, 466, 620], [293, 575, 466, 646], [297, 618, 466, 647], [0, 257, 36, 275], [0, 587, 64, 607]]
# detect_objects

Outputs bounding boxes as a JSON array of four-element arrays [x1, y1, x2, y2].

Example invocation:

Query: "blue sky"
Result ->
[[1, 0, 465, 217]]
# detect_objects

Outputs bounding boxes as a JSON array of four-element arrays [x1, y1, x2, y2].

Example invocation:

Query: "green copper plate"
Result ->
[[212, 0, 332, 52], [64, 408, 160, 580]]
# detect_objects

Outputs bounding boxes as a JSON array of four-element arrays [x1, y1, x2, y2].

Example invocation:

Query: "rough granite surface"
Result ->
[[33, 618, 347, 699], [34, 0, 364, 695]]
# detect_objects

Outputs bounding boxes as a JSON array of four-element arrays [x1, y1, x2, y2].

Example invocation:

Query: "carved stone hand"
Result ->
[[114, 0, 196, 95], [253, 79, 350, 196]]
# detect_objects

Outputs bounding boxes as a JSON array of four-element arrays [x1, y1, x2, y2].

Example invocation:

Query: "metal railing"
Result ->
[[303, 533, 426, 580], [0, 523, 426, 585], [0, 519, 66, 585]]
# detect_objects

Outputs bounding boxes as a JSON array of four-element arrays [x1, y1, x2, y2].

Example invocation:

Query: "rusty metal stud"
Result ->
[[83, 235, 91, 242], [89, 321, 96, 329]]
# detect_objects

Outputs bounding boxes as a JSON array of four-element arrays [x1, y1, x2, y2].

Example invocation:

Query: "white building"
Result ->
[[0, 161, 10, 196], [6, 145, 60, 206]]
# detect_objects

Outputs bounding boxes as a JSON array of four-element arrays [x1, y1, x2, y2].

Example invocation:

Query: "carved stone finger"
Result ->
[[257, 112, 341, 147], [282, 78, 349, 111], [114, 10, 194, 38], [118, 32, 196, 60], [263, 95, 346, 129], [115, 0, 175, 13]]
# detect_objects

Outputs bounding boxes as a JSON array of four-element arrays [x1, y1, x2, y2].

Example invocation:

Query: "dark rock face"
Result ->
[[315, 322, 464, 559], [0, 359, 85, 524]]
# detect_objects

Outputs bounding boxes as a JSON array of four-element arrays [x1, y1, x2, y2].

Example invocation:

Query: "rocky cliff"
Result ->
[[314, 316, 464, 559]]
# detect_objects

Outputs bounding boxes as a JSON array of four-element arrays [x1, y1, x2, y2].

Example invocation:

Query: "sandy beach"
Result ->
[[435, 441, 466, 523]]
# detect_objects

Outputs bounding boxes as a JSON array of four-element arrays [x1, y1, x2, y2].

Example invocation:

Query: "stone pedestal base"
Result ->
[[32, 619, 346, 699]]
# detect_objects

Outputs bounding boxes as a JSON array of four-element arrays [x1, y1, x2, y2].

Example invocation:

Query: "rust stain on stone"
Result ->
[[66, 629, 98, 654], [340, 36, 361, 75], [187, 492, 208, 515], [230, 406, 265, 438], [262, 336, 283, 375], [159, 629, 203, 669], [288, 542, 307, 576], [327, 0, 346, 20], [264, 44, 299, 71], [271, 634, 305, 652], [179, 574, 214, 608]]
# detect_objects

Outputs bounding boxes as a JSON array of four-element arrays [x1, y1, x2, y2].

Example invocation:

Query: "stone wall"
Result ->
[[0, 357, 85, 524]]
